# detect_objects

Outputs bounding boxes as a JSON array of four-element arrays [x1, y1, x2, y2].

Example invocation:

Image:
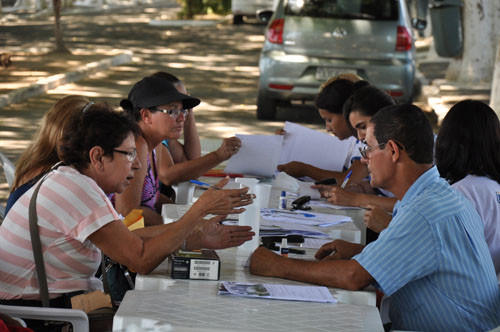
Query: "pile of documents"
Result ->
[[219, 281, 336, 303], [259, 208, 351, 238]]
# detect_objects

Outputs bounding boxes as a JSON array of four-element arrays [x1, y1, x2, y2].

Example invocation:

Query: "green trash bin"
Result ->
[[430, 0, 463, 57]]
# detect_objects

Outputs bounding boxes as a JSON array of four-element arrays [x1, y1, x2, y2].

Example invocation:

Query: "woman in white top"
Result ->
[[277, 77, 370, 184], [435, 100, 500, 276]]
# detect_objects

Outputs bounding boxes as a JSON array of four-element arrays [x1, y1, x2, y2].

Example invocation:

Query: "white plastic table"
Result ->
[[162, 202, 364, 245], [115, 247, 382, 331], [113, 288, 383, 332]]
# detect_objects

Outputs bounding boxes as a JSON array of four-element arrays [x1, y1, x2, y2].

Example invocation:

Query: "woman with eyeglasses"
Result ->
[[435, 100, 500, 277], [4, 95, 92, 216], [310, 86, 398, 246], [0, 105, 254, 331], [116, 76, 250, 226], [149, 71, 242, 202]]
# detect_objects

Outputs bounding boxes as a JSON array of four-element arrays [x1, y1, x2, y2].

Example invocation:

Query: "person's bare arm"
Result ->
[[113, 136, 164, 225], [158, 137, 241, 186], [319, 186, 397, 211], [168, 109, 201, 162], [89, 205, 206, 275], [250, 247, 373, 290], [278, 159, 368, 183]]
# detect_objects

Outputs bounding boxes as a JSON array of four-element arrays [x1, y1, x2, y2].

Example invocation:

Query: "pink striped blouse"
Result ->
[[0, 166, 119, 300]]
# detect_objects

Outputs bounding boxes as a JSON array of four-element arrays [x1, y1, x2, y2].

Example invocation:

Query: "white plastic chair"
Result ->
[[0, 152, 15, 219], [0, 304, 89, 332], [0, 152, 15, 189]]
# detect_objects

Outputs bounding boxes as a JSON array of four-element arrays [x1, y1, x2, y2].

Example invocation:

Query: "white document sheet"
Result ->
[[260, 208, 352, 227], [224, 134, 284, 177], [278, 121, 356, 171], [308, 199, 363, 210], [219, 281, 336, 303], [297, 181, 321, 199]]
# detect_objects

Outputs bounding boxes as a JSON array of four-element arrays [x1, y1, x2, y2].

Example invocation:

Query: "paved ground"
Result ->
[[0, 2, 492, 208]]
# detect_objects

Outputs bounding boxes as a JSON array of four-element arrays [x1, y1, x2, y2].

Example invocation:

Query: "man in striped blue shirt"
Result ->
[[250, 104, 500, 331]]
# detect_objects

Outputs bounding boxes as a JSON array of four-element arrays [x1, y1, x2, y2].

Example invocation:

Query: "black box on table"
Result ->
[[170, 249, 220, 280]]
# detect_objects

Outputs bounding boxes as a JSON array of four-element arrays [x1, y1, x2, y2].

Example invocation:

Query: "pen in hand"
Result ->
[[340, 170, 352, 189], [189, 179, 221, 190]]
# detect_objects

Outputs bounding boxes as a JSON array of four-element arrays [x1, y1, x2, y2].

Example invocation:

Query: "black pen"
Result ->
[[289, 248, 306, 255]]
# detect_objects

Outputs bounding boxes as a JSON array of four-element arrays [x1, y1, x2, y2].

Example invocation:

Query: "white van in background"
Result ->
[[232, 0, 278, 24]]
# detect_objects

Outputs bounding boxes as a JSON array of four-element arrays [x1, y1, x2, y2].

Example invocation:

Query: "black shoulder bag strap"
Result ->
[[28, 164, 111, 307], [28, 175, 51, 307]]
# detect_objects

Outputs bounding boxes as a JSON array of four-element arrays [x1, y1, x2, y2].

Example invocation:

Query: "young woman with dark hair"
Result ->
[[277, 78, 370, 184], [342, 85, 396, 140], [435, 99, 500, 276], [313, 87, 398, 206]]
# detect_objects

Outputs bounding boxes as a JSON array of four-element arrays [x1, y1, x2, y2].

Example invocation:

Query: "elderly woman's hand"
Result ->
[[196, 215, 255, 249], [215, 137, 241, 161], [363, 204, 392, 233], [194, 177, 254, 215]]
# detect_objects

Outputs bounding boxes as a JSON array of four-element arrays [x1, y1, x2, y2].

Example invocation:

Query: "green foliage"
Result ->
[[177, 0, 231, 18]]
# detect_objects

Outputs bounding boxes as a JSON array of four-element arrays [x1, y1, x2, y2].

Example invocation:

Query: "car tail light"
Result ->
[[395, 26, 412, 52], [269, 83, 293, 90], [387, 90, 403, 97], [267, 18, 284, 44]]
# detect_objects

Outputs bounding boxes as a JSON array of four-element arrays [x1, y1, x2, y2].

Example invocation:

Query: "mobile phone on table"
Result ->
[[314, 177, 337, 185]]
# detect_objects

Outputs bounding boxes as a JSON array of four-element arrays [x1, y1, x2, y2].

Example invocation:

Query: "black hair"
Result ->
[[150, 71, 182, 85], [60, 103, 140, 172], [343, 86, 395, 135], [315, 79, 370, 114], [435, 100, 500, 184], [119, 99, 141, 122], [371, 104, 434, 164]]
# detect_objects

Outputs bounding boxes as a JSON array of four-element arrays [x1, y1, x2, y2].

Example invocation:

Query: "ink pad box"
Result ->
[[170, 249, 220, 280]]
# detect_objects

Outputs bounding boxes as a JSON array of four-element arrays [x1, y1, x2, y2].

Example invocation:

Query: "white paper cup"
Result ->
[[235, 177, 259, 193], [175, 181, 195, 205], [255, 183, 272, 209]]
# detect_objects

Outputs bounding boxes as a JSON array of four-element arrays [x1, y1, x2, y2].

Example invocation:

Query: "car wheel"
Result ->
[[233, 15, 244, 25], [256, 91, 277, 120]]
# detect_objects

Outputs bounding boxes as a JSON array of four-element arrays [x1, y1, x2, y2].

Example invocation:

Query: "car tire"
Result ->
[[233, 15, 244, 25], [256, 91, 277, 120]]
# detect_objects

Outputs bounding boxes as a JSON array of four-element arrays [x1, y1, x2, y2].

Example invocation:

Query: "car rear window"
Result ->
[[285, 0, 398, 20]]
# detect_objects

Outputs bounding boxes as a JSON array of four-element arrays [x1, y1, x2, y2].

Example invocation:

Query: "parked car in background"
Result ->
[[232, 0, 277, 24], [256, 0, 416, 119]]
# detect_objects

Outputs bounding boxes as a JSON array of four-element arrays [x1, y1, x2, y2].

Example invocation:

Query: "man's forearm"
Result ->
[[273, 257, 372, 290]]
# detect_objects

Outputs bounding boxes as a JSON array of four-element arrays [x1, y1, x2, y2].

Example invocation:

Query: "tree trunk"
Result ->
[[491, 38, 500, 119], [53, 0, 69, 53], [446, 0, 500, 83], [184, 0, 195, 19]]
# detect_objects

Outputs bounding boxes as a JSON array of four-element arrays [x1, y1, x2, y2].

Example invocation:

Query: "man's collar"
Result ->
[[393, 166, 439, 214]]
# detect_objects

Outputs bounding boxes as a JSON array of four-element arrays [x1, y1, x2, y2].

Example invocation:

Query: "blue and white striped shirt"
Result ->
[[354, 166, 500, 331]]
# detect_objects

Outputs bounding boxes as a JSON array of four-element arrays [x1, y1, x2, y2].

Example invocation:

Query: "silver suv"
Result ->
[[256, 0, 415, 119]]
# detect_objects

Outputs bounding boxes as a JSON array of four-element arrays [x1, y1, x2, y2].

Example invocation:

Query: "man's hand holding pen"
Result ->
[[315, 240, 365, 261]]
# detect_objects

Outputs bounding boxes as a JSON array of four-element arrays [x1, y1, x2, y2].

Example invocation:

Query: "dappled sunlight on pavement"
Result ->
[[0, 3, 325, 205]]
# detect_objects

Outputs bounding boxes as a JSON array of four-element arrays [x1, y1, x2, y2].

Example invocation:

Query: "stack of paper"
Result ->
[[219, 281, 336, 303], [260, 208, 352, 227]]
